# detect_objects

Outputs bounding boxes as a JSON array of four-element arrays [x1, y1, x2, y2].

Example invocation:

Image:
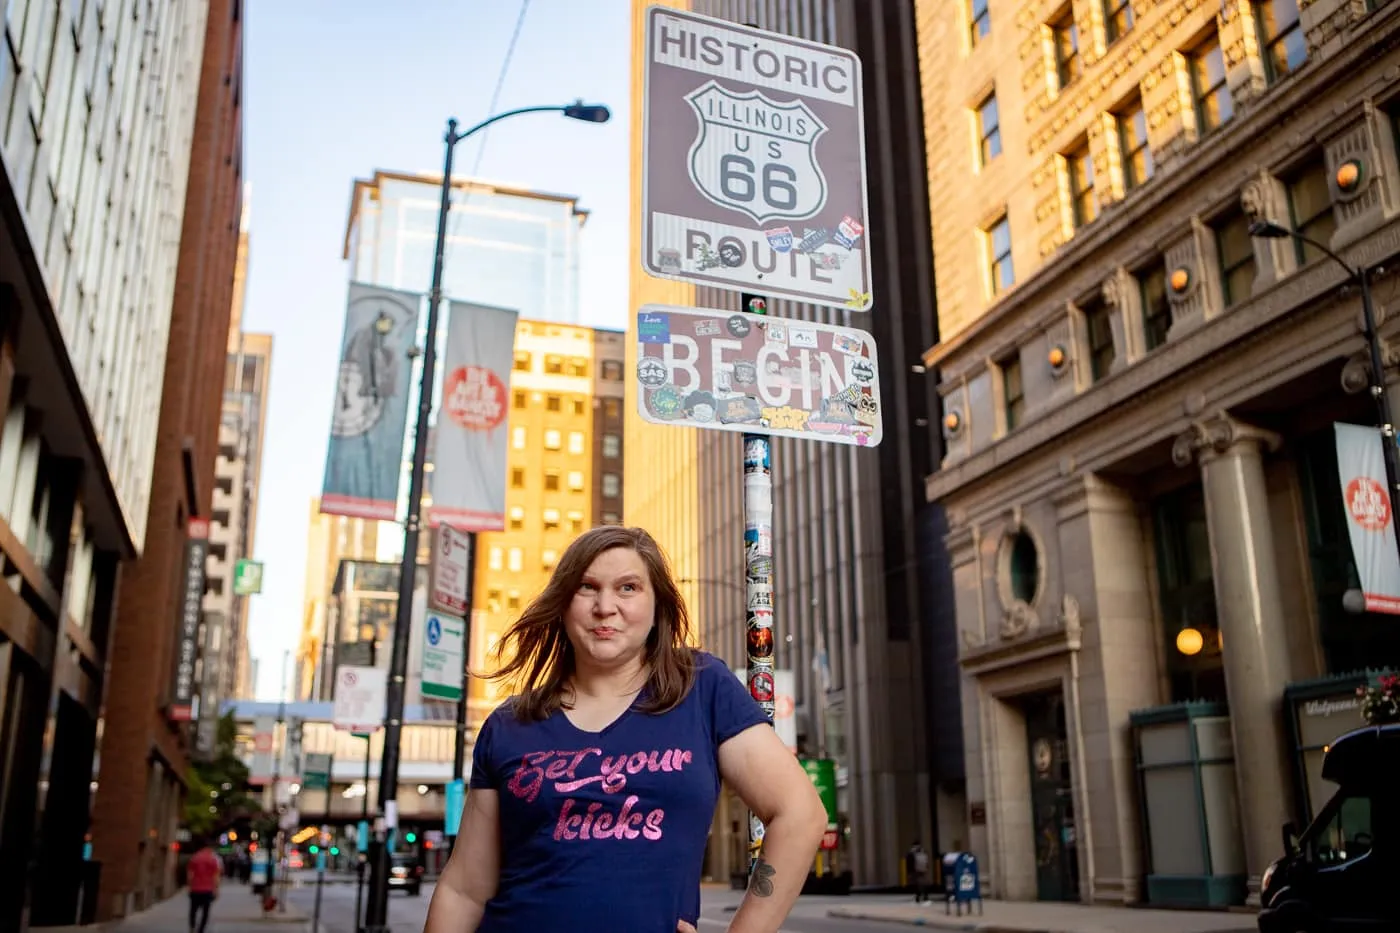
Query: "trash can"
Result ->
[[942, 852, 982, 916]]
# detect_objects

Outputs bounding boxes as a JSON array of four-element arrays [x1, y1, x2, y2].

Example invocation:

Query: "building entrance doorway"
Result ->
[[1024, 690, 1079, 902]]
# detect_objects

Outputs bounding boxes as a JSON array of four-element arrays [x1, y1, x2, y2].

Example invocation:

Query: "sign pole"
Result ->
[[741, 294, 776, 876], [452, 533, 477, 783]]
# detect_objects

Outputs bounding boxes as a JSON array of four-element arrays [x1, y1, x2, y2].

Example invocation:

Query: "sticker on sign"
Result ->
[[634, 303, 881, 447], [641, 6, 872, 312]]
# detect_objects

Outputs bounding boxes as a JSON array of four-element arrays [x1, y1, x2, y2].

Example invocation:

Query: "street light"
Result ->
[[363, 100, 610, 933], [1248, 218, 1400, 560]]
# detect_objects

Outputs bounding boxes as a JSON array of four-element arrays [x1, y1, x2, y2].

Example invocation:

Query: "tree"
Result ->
[[183, 712, 264, 838]]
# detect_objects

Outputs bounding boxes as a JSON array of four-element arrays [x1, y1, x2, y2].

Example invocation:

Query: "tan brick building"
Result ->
[[918, 0, 1400, 908]]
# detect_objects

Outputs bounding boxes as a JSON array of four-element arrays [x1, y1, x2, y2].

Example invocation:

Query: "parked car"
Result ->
[[388, 851, 424, 896], [1258, 722, 1398, 932]]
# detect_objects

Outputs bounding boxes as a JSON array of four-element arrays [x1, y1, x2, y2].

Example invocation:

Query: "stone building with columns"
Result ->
[[917, 0, 1400, 909]]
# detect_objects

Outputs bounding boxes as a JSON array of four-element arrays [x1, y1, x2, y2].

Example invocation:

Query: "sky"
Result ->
[[241, 1, 632, 699]]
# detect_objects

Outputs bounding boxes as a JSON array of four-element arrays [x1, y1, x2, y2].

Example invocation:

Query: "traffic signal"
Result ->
[[308, 844, 319, 854], [404, 831, 417, 844], [329, 847, 340, 856]]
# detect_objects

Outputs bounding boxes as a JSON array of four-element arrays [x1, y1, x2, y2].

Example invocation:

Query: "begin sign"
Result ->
[[635, 304, 881, 447]]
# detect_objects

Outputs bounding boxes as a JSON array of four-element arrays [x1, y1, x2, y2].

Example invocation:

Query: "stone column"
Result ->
[[1171, 412, 1294, 903]]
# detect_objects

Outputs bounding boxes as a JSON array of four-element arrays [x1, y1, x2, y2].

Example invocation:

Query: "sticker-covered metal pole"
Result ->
[[740, 293, 775, 874]]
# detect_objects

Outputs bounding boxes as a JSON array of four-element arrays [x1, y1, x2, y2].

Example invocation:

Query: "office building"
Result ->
[[0, 2, 234, 927], [917, 0, 1400, 908], [468, 321, 627, 723], [297, 501, 380, 701], [344, 171, 588, 325], [89, 1, 246, 920], [625, 0, 957, 887]]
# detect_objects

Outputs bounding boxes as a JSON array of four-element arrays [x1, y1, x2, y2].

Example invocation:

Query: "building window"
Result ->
[[546, 394, 561, 412], [1191, 34, 1234, 135], [1053, 12, 1081, 89], [544, 429, 562, 450], [513, 352, 531, 372], [488, 588, 503, 612], [1139, 265, 1172, 351], [1001, 354, 1025, 431], [568, 431, 585, 455], [568, 511, 584, 532], [985, 215, 1015, 296], [568, 471, 585, 491], [489, 547, 503, 571], [602, 511, 621, 525], [970, 0, 991, 46], [1067, 140, 1097, 228], [545, 355, 564, 375], [572, 399, 585, 415], [512, 427, 526, 450], [544, 470, 561, 491], [507, 591, 521, 611], [509, 506, 524, 531], [513, 390, 527, 409], [1104, 0, 1134, 43], [543, 509, 560, 530], [542, 549, 558, 569], [570, 359, 588, 377], [1008, 531, 1040, 603], [1117, 98, 1154, 190], [604, 399, 622, 420], [601, 360, 623, 381], [602, 434, 620, 458], [508, 548, 523, 572], [602, 473, 621, 498], [1216, 210, 1257, 308], [1083, 300, 1115, 382], [511, 467, 525, 488], [1255, 0, 1306, 83], [977, 92, 1001, 166], [1285, 158, 1337, 267]]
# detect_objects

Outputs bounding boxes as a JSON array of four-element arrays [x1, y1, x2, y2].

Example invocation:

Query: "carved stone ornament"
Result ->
[[1341, 354, 1371, 395], [1057, 593, 1082, 636], [1240, 178, 1267, 221], [1000, 599, 1041, 641], [1171, 411, 1282, 467], [1101, 274, 1121, 308]]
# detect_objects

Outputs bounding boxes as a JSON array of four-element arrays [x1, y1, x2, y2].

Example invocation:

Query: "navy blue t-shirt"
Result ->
[[468, 651, 768, 932]]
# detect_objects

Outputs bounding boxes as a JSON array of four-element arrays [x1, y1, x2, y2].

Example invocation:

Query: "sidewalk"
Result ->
[[48, 887, 309, 933], [825, 898, 1258, 933]]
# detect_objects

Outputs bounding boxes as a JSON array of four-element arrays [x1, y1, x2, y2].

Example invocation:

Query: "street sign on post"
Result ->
[[333, 666, 386, 734], [635, 304, 882, 446], [641, 6, 872, 311], [233, 559, 264, 595], [421, 611, 466, 701], [303, 753, 332, 791], [428, 525, 472, 615]]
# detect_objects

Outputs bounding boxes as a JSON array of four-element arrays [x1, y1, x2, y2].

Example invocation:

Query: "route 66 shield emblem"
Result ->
[[686, 81, 828, 225]]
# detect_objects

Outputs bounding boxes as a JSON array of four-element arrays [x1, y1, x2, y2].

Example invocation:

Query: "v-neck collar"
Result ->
[[558, 685, 650, 737]]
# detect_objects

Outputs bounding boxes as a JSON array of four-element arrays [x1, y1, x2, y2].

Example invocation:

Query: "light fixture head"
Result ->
[[1048, 345, 1067, 369], [1175, 626, 1204, 656], [563, 100, 612, 123], [1335, 159, 1363, 193], [1169, 267, 1192, 293], [944, 410, 962, 433], [373, 311, 394, 335], [1247, 219, 1291, 240]]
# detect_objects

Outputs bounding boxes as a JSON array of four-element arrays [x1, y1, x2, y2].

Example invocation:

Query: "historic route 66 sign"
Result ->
[[686, 82, 827, 224], [642, 6, 873, 312]]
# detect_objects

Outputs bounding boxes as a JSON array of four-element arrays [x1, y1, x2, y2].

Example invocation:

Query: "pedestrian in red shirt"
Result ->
[[186, 839, 221, 933]]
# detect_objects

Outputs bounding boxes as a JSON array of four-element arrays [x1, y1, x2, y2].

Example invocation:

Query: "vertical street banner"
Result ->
[[641, 6, 872, 311], [169, 518, 210, 722], [320, 283, 422, 520], [1334, 422, 1400, 614], [250, 715, 276, 784], [429, 301, 519, 532]]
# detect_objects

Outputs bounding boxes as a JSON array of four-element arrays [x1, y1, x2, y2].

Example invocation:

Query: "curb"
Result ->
[[825, 910, 1035, 932]]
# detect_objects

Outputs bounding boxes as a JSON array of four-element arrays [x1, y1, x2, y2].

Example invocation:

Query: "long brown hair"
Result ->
[[479, 526, 696, 721]]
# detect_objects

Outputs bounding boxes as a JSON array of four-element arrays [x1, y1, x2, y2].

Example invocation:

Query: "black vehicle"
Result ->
[[1259, 722, 1399, 932], [388, 850, 424, 896]]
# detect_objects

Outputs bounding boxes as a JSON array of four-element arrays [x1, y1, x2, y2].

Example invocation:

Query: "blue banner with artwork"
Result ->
[[320, 283, 422, 520]]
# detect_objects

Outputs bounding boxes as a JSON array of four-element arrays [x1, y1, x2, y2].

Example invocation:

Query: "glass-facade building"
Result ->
[[344, 171, 587, 324]]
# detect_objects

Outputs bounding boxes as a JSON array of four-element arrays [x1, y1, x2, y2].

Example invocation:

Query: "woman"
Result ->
[[424, 526, 827, 933]]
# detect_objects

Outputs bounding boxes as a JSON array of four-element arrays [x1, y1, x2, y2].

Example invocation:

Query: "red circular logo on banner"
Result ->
[[444, 366, 507, 431], [1346, 476, 1392, 531]]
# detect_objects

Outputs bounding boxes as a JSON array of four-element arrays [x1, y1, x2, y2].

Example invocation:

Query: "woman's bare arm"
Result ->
[[717, 724, 828, 933], [423, 788, 500, 933]]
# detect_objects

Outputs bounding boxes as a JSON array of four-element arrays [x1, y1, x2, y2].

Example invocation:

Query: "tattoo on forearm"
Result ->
[[749, 859, 776, 898]]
